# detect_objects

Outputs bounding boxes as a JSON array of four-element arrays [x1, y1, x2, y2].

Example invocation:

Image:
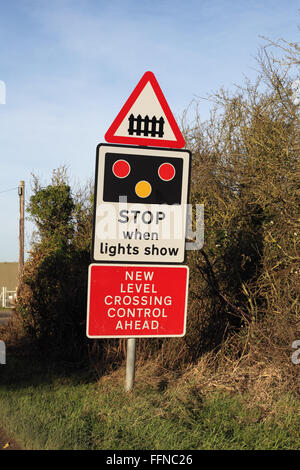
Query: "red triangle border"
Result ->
[[105, 71, 185, 149]]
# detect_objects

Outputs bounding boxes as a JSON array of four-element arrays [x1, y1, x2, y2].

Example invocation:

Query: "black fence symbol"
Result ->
[[128, 114, 165, 137]]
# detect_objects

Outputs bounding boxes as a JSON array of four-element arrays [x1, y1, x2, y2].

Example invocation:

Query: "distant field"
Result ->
[[0, 262, 18, 290]]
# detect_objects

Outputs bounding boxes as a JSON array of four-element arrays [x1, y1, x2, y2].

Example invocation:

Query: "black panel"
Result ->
[[103, 152, 183, 204]]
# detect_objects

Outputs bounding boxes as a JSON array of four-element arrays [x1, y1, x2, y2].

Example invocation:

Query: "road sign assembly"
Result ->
[[92, 143, 191, 264], [87, 72, 193, 389], [105, 71, 186, 149], [86, 264, 189, 338]]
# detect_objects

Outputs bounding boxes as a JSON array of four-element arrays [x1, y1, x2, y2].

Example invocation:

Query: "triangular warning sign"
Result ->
[[105, 71, 185, 148]]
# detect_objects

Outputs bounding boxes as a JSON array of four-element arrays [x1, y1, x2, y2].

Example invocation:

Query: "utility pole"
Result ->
[[18, 181, 25, 285]]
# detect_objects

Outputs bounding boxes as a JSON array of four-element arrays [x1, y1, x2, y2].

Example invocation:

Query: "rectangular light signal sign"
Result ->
[[92, 143, 191, 264], [86, 264, 189, 338]]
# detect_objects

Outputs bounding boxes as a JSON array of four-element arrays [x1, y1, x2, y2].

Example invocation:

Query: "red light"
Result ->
[[112, 160, 130, 178], [158, 163, 175, 181]]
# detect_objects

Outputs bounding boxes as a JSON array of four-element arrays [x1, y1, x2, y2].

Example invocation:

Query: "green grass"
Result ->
[[0, 353, 299, 450]]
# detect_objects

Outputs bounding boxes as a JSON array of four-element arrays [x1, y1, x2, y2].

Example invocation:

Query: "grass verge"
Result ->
[[0, 351, 299, 450]]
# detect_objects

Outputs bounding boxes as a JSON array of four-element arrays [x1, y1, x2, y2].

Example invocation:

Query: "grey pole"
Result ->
[[125, 338, 136, 392]]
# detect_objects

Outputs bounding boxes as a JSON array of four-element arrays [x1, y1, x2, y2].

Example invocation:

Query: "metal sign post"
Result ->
[[125, 338, 136, 392]]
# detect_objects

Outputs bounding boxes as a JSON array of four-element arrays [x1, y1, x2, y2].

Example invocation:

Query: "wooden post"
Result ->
[[18, 181, 25, 289]]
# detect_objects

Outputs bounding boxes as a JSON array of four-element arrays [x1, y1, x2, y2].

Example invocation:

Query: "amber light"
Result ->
[[135, 180, 152, 198]]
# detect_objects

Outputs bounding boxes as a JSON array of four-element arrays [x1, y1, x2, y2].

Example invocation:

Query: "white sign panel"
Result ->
[[92, 144, 191, 263]]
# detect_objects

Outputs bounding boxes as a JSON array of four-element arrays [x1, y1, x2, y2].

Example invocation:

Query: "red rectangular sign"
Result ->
[[86, 264, 189, 338]]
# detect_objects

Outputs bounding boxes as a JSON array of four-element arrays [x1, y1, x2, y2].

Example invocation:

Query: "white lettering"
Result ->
[[124, 271, 154, 281], [104, 295, 113, 305], [114, 320, 159, 330], [106, 307, 167, 318], [107, 308, 115, 317]]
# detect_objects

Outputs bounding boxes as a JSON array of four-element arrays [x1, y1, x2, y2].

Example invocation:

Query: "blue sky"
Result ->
[[0, 0, 299, 261]]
